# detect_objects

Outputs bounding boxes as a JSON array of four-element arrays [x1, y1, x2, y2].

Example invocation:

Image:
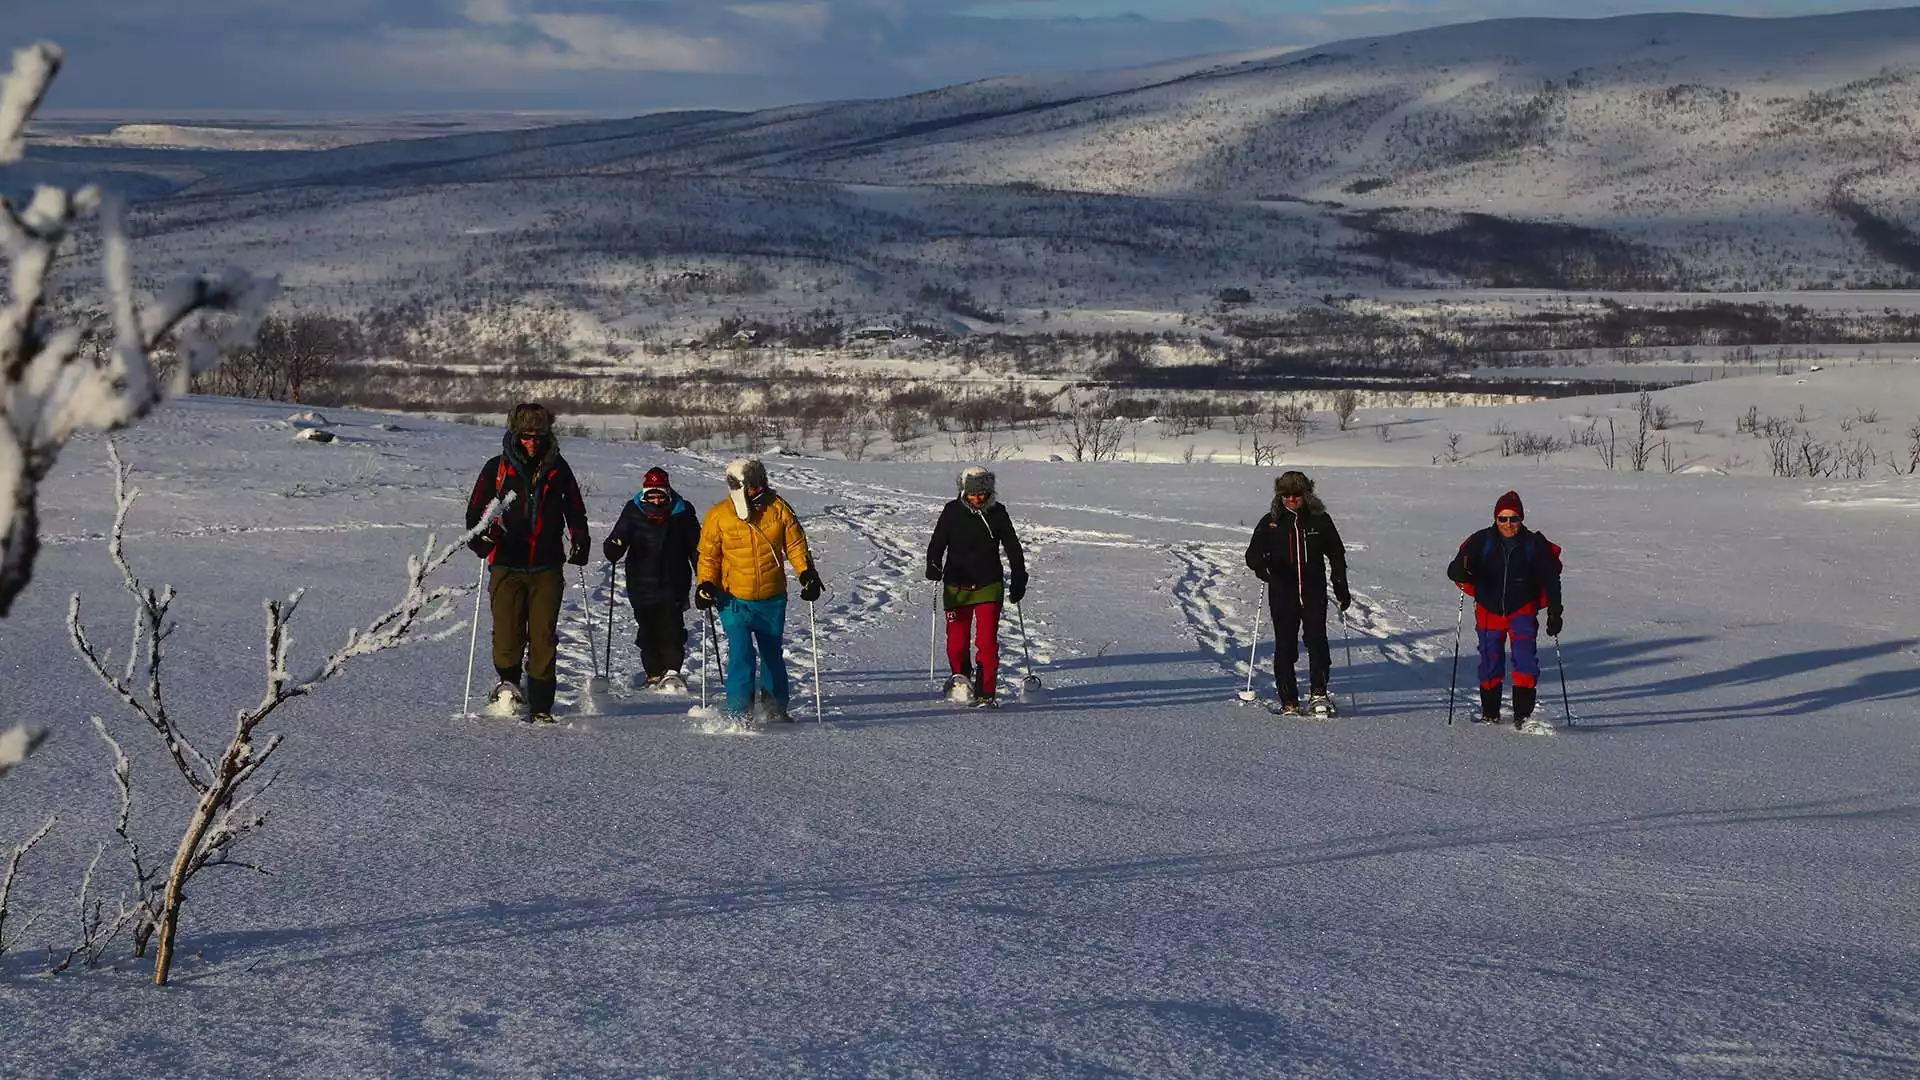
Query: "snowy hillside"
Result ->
[[2, 372, 1917, 1075], [108, 6, 1920, 320]]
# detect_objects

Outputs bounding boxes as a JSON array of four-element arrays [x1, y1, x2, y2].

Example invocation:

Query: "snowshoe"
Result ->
[[485, 681, 525, 716], [655, 671, 689, 694], [972, 694, 1000, 710], [943, 673, 976, 704], [527, 711, 557, 725], [1267, 700, 1303, 717], [1308, 693, 1338, 718]]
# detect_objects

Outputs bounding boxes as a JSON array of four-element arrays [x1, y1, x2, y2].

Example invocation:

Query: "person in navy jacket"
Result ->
[[1446, 490, 1564, 726], [604, 466, 702, 688]]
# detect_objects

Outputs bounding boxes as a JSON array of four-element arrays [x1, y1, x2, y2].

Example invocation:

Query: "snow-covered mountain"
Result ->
[[81, 8, 1920, 349]]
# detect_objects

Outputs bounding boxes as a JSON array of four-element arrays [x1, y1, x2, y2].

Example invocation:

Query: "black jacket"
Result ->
[[927, 499, 1026, 592], [1245, 495, 1349, 607], [603, 493, 700, 608], [1446, 525, 1563, 617], [466, 434, 588, 572]]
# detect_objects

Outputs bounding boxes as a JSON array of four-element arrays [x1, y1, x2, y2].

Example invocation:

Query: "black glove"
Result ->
[[798, 568, 823, 602], [1008, 571, 1028, 606], [925, 559, 943, 582], [1545, 607, 1563, 637], [1334, 587, 1351, 612], [694, 582, 718, 610], [567, 536, 590, 566], [1446, 558, 1469, 584], [603, 538, 626, 563], [468, 537, 494, 559], [1252, 565, 1272, 583]]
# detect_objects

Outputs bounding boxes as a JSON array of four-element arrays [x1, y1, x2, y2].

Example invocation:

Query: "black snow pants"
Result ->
[[1270, 593, 1332, 703]]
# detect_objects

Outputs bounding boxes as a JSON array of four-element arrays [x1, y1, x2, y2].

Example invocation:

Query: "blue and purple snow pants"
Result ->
[[1476, 606, 1540, 690]]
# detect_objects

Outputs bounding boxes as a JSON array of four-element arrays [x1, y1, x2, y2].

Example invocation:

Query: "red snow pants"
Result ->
[[945, 601, 1003, 697]]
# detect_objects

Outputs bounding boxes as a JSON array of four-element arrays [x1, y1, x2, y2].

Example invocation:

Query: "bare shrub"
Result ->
[[1055, 391, 1127, 462], [66, 444, 492, 984], [1332, 389, 1360, 431]]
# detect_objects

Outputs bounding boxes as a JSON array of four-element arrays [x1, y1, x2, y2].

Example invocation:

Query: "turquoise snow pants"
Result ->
[[718, 594, 788, 717]]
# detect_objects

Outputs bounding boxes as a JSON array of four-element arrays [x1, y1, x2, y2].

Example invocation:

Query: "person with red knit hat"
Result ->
[[1445, 490, 1564, 726], [603, 465, 701, 690]]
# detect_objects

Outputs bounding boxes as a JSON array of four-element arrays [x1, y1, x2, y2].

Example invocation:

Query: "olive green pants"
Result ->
[[490, 566, 564, 682]]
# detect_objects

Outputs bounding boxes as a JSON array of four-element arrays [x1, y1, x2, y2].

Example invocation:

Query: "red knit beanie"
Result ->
[[1494, 490, 1524, 520], [643, 466, 670, 492]]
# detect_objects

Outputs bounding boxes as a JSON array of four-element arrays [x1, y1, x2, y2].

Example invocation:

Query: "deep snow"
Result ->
[[1, 389, 1916, 1078]]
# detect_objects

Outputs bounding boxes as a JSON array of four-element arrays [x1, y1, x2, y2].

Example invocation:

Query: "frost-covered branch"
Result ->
[[89, 714, 163, 958], [68, 444, 213, 790], [0, 815, 54, 957], [0, 41, 277, 618], [68, 446, 509, 985]]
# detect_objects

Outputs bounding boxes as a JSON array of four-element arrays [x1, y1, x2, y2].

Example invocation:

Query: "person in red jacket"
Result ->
[[465, 403, 590, 723], [1445, 490, 1564, 726]]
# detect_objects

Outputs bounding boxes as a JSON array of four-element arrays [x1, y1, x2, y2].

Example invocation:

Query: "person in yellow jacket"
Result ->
[[696, 458, 822, 722]]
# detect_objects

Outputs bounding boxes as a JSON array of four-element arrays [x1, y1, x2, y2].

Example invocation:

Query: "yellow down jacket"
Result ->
[[697, 495, 814, 601]]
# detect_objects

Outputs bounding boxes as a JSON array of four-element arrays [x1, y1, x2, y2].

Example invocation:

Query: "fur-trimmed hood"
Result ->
[[956, 466, 999, 511], [1270, 490, 1328, 521], [1270, 471, 1328, 522]]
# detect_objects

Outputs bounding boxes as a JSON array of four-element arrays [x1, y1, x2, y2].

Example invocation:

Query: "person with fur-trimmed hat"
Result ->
[[925, 466, 1028, 708], [604, 465, 701, 690], [1445, 490, 1564, 727], [694, 458, 821, 723], [1244, 470, 1350, 716], [465, 402, 591, 723]]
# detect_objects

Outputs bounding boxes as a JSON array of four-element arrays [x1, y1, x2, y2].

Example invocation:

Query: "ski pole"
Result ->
[[1238, 581, 1266, 703], [1553, 630, 1573, 728], [1015, 602, 1042, 691], [576, 564, 599, 680], [603, 561, 617, 679], [1340, 605, 1356, 714], [462, 560, 486, 717], [700, 607, 714, 710], [1447, 590, 1465, 726], [810, 600, 824, 723], [930, 586, 940, 690]]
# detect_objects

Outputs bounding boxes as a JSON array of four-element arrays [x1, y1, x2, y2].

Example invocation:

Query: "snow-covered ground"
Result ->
[[2, 379, 1916, 1076]]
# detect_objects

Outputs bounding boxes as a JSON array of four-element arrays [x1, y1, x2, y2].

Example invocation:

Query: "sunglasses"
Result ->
[[1496, 515, 1522, 523]]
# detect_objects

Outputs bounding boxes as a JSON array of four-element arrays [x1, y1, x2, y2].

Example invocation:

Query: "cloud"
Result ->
[[10, 0, 1916, 111]]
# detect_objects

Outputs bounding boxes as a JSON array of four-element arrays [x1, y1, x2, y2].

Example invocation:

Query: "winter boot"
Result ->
[[1478, 686, 1501, 724], [1512, 686, 1537, 729], [526, 677, 557, 722], [1277, 673, 1300, 714]]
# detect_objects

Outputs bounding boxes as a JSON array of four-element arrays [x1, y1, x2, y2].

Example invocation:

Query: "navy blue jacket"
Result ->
[[1447, 526, 1563, 617], [603, 493, 700, 608]]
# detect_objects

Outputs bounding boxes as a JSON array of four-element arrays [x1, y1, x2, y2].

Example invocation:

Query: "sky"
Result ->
[[9, 0, 1909, 115]]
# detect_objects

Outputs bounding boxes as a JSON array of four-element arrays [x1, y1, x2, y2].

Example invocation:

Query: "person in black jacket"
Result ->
[[1244, 470, 1350, 715], [1445, 489, 1563, 726], [603, 465, 701, 689], [925, 466, 1027, 708], [465, 402, 590, 723]]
